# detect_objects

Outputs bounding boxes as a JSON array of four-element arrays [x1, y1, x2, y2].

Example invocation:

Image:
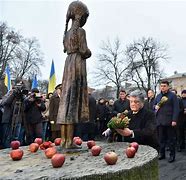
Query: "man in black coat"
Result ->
[[103, 91, 159, 150], [114, 91, 159, 151], [24, 88, 46, 144], [113, 90, 130, 116], [154, 81, 179, 163], [112, 89, 130, 141], [144, 89, 155, 111]]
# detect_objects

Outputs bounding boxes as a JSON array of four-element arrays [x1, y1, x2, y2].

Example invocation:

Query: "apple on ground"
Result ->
[[39, 143, 45, 150], [10, 149, 24, 161], [29, 143, 39, 153], [54, 138, 62, 146], [34, 138, 43, 145], [10, 140, 20, 150], [74, 138, 82, 146], [91, 145, 102, 156], [73, 137, 81, 142], [104, 151, 118, 165], [129, 142, 139, 152], [45, 147, 57, 159], [125, 146, 136, 158], [51, 154, 65, 168], [43, 141, 52, 149], [87, 140, 96, 149]]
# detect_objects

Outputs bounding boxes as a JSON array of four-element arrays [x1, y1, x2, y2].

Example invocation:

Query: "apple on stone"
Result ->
[[129, 142, 139, 152], [51, 154, 65, 168], [125, 146, 136, 158], [73, 137, 81, 142], [104, 151, 118, 165], [10, 140, 20, 150], [45, 147, 57, 159], [34, 138, 43, 145], [10, 149, 24, 161], [43, 141, 52, 149], [87, 140, 96, 149], [91, 145, 102, 156], [54, 138, 62, 146], [29, 143, 39, 153], [74, 138, 82, 146]]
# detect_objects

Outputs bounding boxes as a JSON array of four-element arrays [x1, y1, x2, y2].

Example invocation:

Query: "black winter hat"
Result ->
[[181, 90, 186, 94]]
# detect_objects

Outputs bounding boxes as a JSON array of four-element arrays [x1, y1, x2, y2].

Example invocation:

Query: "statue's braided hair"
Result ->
[[63, 1, 89, 53]]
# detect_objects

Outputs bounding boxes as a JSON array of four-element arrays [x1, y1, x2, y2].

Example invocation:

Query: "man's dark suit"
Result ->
[[154, 90, 179, 159], [124, 107, 159, 151]]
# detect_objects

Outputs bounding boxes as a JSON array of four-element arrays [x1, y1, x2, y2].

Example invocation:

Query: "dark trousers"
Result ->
[[74, 122, 96, 141], [26, 122, 42, 144], [2, 123, 21, 148], [157, 125, 176, 157], [176, 120, 185, 149]]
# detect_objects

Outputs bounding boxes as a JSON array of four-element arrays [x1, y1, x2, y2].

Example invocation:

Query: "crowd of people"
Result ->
[[0, 80, 186, 163]]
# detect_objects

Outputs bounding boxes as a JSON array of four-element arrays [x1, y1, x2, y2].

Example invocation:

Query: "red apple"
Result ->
[[39, 143, 45, 150], [10, 149, 24, 161], [43, 141, 51, 149], [129, 142, 139, 152], [51, 154, 65, 168], [87, 140, 96, 149], [91, 145, 102, 156], [73, 137, 81, 142], [54, 138, 62, 146], [10, 140, 20, 150], [29, 143, 39, 153], [125, 146, 136, 158], [45, 147, 57, 159], [104, 152, 118, 165], [34, 138, 43, 145], [74, 138, 82, 145]]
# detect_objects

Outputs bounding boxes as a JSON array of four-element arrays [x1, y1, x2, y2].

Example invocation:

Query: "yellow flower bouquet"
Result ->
[[107, 110, 130, 129], [157, 96, 168, 108]]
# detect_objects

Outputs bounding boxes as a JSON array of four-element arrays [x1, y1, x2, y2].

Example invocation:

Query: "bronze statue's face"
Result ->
[[79, 13, 88, 27]]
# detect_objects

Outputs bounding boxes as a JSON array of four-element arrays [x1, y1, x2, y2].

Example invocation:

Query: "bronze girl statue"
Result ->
[[57, 1, 91, 149]]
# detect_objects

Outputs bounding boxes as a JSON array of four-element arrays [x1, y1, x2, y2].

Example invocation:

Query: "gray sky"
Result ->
[[1, 0, 186, 88]]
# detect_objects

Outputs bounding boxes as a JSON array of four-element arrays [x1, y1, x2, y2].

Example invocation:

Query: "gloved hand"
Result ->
[[50, 121, 54, 124], [102, 128, 111, 137]]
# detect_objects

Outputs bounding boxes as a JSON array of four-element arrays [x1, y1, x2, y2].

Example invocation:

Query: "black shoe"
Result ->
[[158, 154, 165, 160], [168, 156, 175, 163]]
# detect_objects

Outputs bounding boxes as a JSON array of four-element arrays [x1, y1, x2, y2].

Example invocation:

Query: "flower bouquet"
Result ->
[[107, 110, 130, 129], [157, 96, 168, 108]]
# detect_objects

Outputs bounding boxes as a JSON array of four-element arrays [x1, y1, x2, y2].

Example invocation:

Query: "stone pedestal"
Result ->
[[0, 142, 158, 180]]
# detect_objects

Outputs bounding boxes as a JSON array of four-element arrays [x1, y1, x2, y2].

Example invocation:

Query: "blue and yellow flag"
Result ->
[[31, 75, 38, 89], [48, 60, 56, 93], [4, 66, 12, 91]]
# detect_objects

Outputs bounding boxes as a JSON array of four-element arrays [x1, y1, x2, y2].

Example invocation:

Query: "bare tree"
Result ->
[[94, 38, 128, 98], [126, 37, 167, 94], [0, 22, 21, 79], [10, 37, 44, 81], [38, 80, 48, 93]]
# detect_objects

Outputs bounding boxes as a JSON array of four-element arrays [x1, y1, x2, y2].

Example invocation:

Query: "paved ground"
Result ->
[[159, 150, 186, 180]]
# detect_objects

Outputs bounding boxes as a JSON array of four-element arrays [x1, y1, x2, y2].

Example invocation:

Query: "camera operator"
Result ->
[[1, 82, 27, 148], [24, 88, 46, 144]]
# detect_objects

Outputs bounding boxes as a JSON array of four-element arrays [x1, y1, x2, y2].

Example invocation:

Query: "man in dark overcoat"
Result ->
[[112, 89, 130, 141], [49, 84, 61, 141], [154, 81, 179, 163], [103, 91, 159, 151]]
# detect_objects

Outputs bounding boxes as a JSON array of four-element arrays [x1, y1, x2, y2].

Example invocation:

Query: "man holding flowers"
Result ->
[[103, 91, 159, 151], [154, 80, 179, 163]]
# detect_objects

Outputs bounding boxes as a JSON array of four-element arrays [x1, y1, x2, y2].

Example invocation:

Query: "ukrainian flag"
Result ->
[[48, 60, 56, 93], [31, 75, 38, 89], [4, 66, 12, 91]]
